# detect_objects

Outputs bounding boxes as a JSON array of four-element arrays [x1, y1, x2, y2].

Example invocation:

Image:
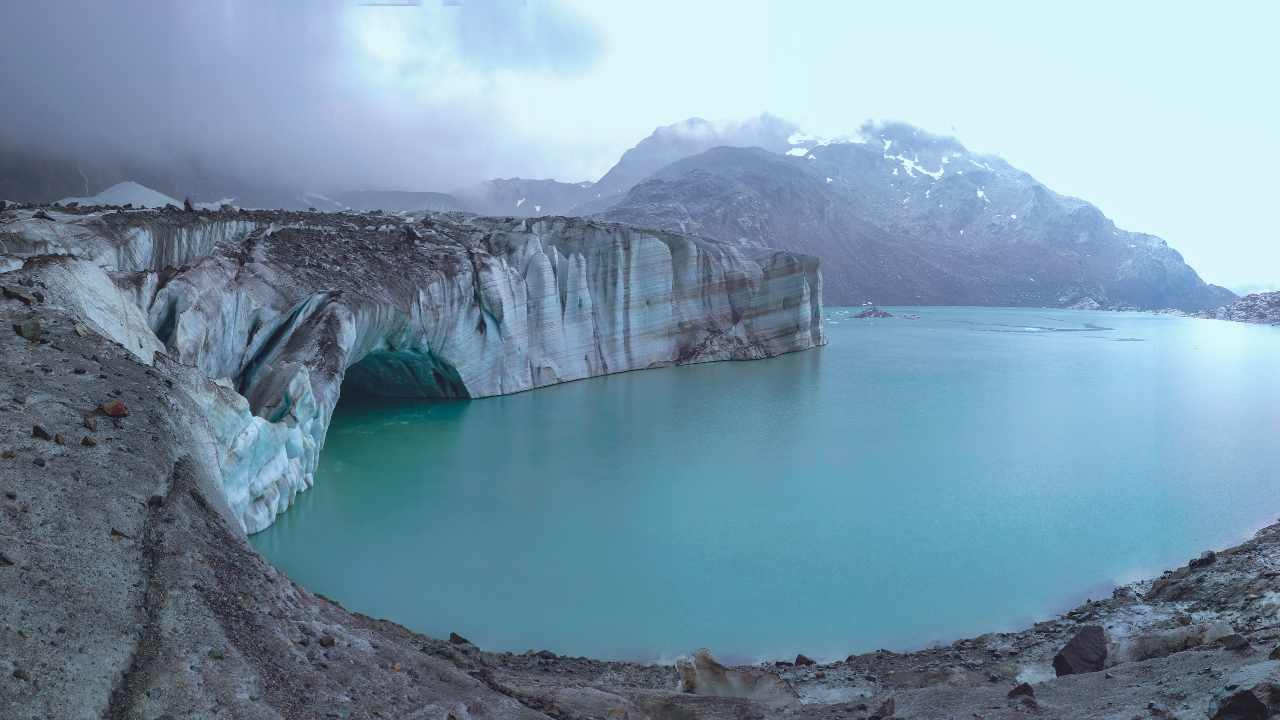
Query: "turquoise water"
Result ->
[[252, 308, 1280, 663]]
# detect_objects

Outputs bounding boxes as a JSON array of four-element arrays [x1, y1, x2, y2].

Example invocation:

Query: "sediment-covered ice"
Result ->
[[1, 207, 824, 532]]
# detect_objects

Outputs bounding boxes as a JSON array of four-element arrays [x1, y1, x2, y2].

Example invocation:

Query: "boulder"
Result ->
[[1053, 625, 1107, 676], [675, 649, 799, 709], [1190, 550, 1218, 569], [98, 399, 129, 417], [1212, 683, 1279, 720], [869, 697, 896, 720], [1220, 634, 1250, 651], [1007, 682, 1035, 699]]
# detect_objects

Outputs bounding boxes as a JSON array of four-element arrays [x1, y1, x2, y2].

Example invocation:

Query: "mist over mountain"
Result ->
[[447, 115, 799, 217], [0, 109, 1238, 311]]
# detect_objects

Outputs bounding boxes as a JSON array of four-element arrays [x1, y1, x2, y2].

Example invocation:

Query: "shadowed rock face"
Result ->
[[0, 205, 824, 532]]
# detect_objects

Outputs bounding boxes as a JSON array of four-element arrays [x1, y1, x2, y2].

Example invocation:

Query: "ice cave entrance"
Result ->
[[342, 349, 469, 400]]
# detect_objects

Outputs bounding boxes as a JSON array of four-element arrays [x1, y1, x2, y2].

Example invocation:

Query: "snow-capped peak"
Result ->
[[58, 181, 180, 209]]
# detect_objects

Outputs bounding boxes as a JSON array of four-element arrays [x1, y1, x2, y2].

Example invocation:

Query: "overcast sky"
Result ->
[[1, 1, 1276, 292]]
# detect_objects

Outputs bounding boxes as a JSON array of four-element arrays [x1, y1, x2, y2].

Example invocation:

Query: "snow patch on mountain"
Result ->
[[58, 181, 180, 209]]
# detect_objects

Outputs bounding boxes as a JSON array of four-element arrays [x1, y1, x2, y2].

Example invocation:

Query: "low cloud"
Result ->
[[0, 0, 604, 197]]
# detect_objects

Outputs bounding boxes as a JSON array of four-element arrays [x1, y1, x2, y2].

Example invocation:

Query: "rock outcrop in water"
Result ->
[[0, 204, 823, 532], [3, 202, 1280, 719], [1200, 290, 1280, 325]]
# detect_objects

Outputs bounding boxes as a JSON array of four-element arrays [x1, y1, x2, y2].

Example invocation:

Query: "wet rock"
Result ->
[[81, 436, 97, 447], [146, 495, 163, 508], [794, 654, 816, 666], [98, 399, 128, 417], [1007, 682, 1035, 699], [32, 424, 52, 440], [32, 457, 45, 467], [448, 632, 471, 646], [1190, 550, 1218, 569], [53, 434, 65, 445], [83, 415, 97, 431], [109, 528, 132, 540], [12, 667, 30, 681], [869, 697, 896, 719], [1053, 625, 1107, 676], [318, 635, 336, 648], [1, 449, 13, 459], [1269, 645, 1280, 661], [0, 551, 15, 566]]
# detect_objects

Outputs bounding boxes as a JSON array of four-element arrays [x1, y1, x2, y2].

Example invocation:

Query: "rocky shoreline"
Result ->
[[3, 203, 1278, 719], [1198, 291, 1280, 325]]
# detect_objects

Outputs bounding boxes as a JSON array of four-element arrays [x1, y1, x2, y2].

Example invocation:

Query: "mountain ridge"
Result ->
[[1, 115, 1235, 310], [596, 121, 1235, 310]]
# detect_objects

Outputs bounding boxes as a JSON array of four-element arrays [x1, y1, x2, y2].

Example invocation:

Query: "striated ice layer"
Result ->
[[1, 208, 824, 533]]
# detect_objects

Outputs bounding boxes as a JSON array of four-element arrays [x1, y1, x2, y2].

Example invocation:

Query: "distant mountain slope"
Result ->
[[335, 190, 462, 213], [588, 114, 797, 202], [446, 114, 800, 218], [599, 122, 1235, 310], [452, 178, 594, 217], [0, 117, 1238, 311]]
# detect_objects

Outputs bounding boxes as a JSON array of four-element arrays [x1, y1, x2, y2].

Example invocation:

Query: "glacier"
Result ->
[[0, 205, 824, 532]]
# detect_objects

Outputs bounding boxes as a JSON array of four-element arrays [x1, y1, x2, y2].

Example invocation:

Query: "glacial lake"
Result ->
[[252, 307, 1280, 663]]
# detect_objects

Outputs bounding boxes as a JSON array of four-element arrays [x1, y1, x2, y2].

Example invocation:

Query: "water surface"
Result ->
[[252, 308, 1280, 662]]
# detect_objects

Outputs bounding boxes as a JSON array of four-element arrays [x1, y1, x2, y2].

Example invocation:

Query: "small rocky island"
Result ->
[[853, 307, 894, 319], [1202, 291, 1280, 325], [2, 203, 1278, 719]]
